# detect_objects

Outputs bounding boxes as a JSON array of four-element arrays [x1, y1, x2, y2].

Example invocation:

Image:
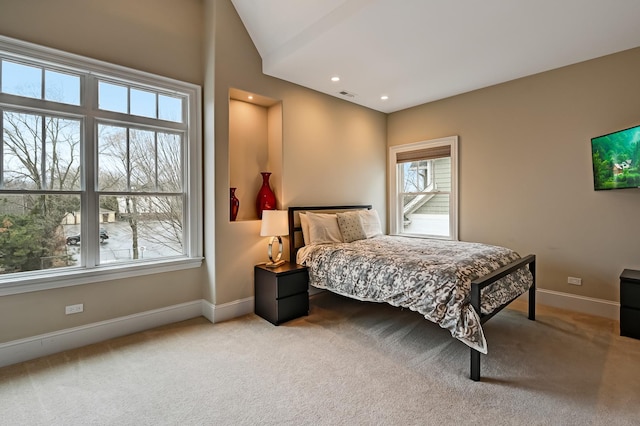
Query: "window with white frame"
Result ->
[[388, 136, 458, 240], [0, 36, 202, 294]]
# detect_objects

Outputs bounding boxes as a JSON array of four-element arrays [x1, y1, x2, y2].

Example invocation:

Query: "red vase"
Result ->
[[256, 172, 276, 219], [230, 187, 240, 221]]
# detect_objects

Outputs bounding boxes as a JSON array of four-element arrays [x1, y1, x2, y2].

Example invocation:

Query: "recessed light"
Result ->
[[248, 95, 254, 100], [331, 76, 340, 82], [380, 95, 389, 100]]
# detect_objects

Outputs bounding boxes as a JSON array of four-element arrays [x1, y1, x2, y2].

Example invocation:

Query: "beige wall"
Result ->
[[0, 269, 203, 342], [0, 0, 204, 343], [204, 0, 387, 305], [0, 0, 203, 85], [388, 48, 640, 302]]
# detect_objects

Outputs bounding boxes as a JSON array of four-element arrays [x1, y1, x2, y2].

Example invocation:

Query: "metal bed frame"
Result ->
[[287, 205, 536, 381]]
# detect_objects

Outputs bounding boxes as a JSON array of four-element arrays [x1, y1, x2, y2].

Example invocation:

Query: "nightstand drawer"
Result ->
[[255, 290, 308, 326], [275, 272, 308, 299], [620, 307, 640, 339], [621, 281, 640, 310], [254, 266, 308, 299], [274, 292, 309, 325]]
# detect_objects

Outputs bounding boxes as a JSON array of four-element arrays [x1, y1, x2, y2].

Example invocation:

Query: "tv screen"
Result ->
[[591, 124, 640, 190]]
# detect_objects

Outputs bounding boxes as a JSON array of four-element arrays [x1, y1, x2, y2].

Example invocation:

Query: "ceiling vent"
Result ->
[[338, 90, 356, 98]]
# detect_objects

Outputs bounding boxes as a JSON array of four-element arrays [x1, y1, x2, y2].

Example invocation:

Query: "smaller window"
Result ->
[[1, 60, 81, 106], [158, 94, 183, 123], [45, 69, 80, 105], [1, 60, 41, 99], [388, 136, 458, 240], [131, 88, 156, 118], [98, 81, 128, 113], [98, 80, 185, 123]]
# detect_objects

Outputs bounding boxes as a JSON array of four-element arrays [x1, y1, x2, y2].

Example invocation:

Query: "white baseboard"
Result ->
[[523, 288, 619, 320], [201, 296, 254, 323], [1, 297, 257, 369]]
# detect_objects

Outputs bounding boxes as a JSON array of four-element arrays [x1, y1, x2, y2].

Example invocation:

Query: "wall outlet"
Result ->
[[567, 276, 582, 286], [65, 303, 84, 315]]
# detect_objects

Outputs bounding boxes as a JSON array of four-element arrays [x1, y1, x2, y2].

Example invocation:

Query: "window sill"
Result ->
[[0, 257, 204, 296], [393, 233, 455, 241]]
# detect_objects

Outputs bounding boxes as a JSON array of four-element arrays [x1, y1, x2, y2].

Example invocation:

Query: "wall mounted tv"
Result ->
[[591, 124, 640, 190]]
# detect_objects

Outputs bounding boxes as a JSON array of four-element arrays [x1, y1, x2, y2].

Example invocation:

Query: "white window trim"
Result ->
[[0, 35, 203, 296], [388, 136, 458, 240]]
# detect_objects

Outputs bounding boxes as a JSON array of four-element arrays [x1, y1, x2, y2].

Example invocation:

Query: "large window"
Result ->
[[0, 36, 202, 295], [388, 136, 458, 240]]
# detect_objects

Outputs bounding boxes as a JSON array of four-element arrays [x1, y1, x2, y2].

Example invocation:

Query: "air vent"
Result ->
[[338, 90, 356, 98]]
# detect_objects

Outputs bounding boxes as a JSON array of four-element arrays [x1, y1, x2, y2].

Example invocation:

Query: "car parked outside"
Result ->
[[66, 228, 109, 245]]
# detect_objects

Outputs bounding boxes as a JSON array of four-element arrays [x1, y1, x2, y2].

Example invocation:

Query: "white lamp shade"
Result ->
[[260, 210, 289, 237]]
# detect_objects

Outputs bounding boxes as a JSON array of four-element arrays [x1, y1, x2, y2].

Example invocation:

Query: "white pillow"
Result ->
[[306, 212, 343, 244], [360, 209, 382, 238], [299, 212, 310, 246]]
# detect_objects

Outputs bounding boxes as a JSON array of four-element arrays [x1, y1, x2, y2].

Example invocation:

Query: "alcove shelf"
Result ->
[[229, 88, 283, 222]]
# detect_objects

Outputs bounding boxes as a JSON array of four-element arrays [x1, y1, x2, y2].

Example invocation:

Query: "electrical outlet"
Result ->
[[65, 303, 84, 315], [567, 277, 582, 286]]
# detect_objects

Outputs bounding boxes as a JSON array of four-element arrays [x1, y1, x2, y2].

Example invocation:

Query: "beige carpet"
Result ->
[[1, 291, 639, 425]]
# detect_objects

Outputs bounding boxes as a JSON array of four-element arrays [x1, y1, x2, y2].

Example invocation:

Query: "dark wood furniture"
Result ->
[[620, 269, 640, 339], [254, 262, 309, 325], [287, 204, 536, 382]]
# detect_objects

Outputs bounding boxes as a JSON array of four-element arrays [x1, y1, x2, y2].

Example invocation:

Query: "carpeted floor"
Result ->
[[1, 291, 639, 425]]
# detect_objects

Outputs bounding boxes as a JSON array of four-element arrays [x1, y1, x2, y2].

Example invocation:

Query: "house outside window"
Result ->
[[0, 36, 202, 295], [388, 136, 458, 240]]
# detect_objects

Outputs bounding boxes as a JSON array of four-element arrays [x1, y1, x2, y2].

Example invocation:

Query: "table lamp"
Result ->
[[260, 210, 288, 268]]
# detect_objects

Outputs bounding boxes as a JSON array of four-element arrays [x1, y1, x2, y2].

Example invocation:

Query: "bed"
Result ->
[[287, 205, 536, 381]]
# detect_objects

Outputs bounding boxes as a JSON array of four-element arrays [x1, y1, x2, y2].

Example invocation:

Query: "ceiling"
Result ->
[[230, 0, 640, 114]]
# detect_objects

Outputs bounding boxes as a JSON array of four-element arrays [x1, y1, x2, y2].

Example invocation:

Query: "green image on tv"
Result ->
[[591, 125, 640, 190]]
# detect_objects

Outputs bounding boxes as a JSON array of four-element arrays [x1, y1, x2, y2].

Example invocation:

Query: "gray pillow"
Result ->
[[336, 211, 367, 243]]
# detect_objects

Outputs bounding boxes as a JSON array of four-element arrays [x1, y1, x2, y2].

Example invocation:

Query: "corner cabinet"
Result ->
[[620, 269, 640, 339]]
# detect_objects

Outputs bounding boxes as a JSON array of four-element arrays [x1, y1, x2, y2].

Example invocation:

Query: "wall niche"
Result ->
[[229, 88, 283, 221]]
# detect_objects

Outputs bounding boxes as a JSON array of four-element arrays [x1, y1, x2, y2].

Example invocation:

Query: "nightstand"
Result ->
[[254, 262, 309, 325], [620, 269, 640, 339]]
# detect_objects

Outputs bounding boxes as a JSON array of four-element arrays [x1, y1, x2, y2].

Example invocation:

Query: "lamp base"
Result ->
[[265, 259, 286, 268], [265, 236, 285, 268]]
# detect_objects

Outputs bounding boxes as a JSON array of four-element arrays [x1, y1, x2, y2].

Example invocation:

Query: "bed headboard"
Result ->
[[287, 205, 373, 263]]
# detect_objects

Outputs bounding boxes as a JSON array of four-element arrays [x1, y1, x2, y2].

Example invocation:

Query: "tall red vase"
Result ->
[[230, 187, 239, 221], [256, 172, 276, 219]]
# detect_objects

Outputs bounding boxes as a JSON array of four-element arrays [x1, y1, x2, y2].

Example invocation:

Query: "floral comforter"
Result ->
[[297, 236, 533, 354]]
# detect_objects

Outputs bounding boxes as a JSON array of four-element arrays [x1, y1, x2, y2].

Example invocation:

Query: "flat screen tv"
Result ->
[[591, 124, 640, 190]]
